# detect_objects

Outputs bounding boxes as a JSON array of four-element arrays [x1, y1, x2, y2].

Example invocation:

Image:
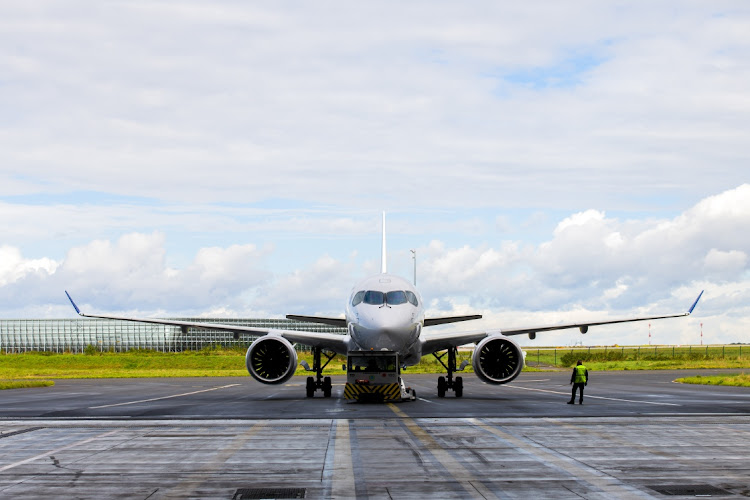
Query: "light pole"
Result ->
[[648, 323, 651, 346], [700, 323, 703, 346], [410, 249, 416, 286]]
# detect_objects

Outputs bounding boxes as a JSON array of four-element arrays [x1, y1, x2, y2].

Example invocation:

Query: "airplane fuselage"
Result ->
[[345, 273, 425, 366]]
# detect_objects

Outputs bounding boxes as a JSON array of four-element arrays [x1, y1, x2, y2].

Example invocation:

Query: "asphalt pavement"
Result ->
[[1, 370, 749, 499]]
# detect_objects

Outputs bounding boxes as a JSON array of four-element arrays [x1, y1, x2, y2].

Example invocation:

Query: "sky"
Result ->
[[1, 1, 749, 347]]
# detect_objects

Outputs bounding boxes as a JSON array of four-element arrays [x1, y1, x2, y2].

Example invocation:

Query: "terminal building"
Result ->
[[0, 318, 346, 353]]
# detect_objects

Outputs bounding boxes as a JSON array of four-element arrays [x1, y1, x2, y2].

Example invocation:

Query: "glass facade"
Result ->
[[0, 318, 346, 353]]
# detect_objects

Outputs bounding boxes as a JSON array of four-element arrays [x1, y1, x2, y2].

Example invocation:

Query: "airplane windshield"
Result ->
[[351, 291, 365, 306], [363, 291, 384, 305], [386, 291, 407, 305], [356, 290, 416, 306]]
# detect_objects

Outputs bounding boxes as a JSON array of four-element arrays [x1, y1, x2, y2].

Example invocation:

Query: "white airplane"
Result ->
[[65, 213, 703, 398]]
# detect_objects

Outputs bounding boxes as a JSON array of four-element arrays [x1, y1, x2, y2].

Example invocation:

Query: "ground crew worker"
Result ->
[[568, 360, 588, 405]]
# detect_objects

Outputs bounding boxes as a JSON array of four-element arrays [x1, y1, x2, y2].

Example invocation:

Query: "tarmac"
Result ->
[[1, 369, 749, 498]]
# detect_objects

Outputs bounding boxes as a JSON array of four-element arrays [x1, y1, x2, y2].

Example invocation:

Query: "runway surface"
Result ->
[[1, 370, 749, 498]]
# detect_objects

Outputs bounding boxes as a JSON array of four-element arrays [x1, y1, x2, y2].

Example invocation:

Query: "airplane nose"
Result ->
[[354, 307, 418, 351]]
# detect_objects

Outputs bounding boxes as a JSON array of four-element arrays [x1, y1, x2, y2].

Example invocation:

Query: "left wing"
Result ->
[[285, 315, 347, 328], [421, 291, 704, 354], [65, 291, 349, 354]]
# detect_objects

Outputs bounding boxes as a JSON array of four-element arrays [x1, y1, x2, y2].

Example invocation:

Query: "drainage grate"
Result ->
[[648, 484, 732, 496], [232, 488, 305, 499]]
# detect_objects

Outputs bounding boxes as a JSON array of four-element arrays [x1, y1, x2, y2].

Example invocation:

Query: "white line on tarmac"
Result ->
[[507, 384, 681, 406], [331, 420, 356, 498], [0, 429, 121, 472], [472, 419, 654, 499], [88, 384, 240, 409], [389, 404, 493, 499]]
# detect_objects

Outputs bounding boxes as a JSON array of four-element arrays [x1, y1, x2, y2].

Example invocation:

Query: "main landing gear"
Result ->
[[433, 347, 465, 398], [302, 347, 336, 398]]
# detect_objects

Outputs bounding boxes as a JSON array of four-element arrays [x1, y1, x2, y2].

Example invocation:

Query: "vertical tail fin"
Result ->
[[381, 211, 387, 274]]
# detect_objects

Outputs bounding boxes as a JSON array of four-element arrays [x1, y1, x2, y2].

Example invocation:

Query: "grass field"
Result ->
[[0, 347, 480, 380], [525, 345, 750, 371], [0, 380, 55, 390], [675, 373, 750, 387], [1, 345, 748, 382]]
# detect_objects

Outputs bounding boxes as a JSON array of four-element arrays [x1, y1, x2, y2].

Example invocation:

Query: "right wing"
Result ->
[[423, 314, 482, 327], [421, 291, 704, 355], [65, 291, 350, 354]]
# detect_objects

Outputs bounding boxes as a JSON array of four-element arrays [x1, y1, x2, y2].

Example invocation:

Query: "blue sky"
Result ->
[[1, 1, 749, 346]]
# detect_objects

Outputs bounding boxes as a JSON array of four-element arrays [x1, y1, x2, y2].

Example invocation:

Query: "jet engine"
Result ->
[[471, 335, 524, 384], [245, 335, 298, 384]]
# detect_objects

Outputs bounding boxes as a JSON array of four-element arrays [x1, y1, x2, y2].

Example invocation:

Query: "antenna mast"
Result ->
[[380, 211, 387, 274]]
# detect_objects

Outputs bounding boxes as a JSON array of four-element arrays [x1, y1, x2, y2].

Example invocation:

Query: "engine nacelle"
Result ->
[[245, 335, 298, 384], [472, 335, 524, 385]]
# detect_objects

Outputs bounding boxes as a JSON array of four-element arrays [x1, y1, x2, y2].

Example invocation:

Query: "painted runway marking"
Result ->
[[165, 423, 264, 497], [88, 384, 240, 409], [331, 419, 356, 499], [0, 429, 121, 472], [388, 404, 493, 499], [473, 418, 654, 499], [507, 384, 680, 406]]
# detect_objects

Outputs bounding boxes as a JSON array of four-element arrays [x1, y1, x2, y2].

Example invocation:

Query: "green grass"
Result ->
[[3, 345, 747, 381], [675, 373, 750, 387], [525, 346, 750, 371], [0, 347, 546, 379], [0, 348, 482, 379], [0, 379, 55, 390], [0, 348, 250, 379]]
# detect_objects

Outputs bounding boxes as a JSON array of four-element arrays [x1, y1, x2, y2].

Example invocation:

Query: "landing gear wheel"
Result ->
[[306, 376, 315, 398], [437, 376, 446, 398], [323, 376, 332, 398], [455, 376, 463, 398]]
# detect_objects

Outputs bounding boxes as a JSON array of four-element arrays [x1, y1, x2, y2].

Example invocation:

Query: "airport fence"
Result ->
[[525, 345, 747, 367], [0, 318, 346, 354]]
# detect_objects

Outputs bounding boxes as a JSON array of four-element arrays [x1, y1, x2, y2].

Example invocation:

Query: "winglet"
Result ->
[[688, 290, 704, 315], [65, 290, 82, 315]]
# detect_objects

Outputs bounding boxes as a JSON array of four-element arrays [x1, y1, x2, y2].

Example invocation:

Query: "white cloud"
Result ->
[[1, 3, 749, 209], [0, 245, 58, 286], [704, 249, 747, 277], [0, 4, 748, 345], [0, 185, 748, 345]]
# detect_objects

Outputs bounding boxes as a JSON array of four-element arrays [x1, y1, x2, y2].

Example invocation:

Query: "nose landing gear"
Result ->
[[433, 347, 465, 398]]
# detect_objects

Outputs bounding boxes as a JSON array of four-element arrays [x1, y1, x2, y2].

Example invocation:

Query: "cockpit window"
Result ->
[[385, 290, 407, 305], [363, 290, 385, 305], [356, 290, 417, 307], [352, 291, 365, 307]]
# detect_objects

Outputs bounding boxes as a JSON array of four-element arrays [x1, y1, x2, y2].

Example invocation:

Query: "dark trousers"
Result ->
[[570, 383, 585, 402]]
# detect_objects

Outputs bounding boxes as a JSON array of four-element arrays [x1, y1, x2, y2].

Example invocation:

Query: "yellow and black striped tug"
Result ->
[[344, 381, 402, 402], [344, 350, 416, 402]]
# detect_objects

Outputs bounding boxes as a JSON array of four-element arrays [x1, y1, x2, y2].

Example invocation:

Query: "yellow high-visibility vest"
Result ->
[[574, 365, 587, 383]]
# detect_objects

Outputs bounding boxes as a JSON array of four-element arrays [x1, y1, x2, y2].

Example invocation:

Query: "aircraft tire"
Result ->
[[323, 376, 332, 398], [437, 376, 446, 398], [306, 377, 315, 398], [455, 376, 463, 398]]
